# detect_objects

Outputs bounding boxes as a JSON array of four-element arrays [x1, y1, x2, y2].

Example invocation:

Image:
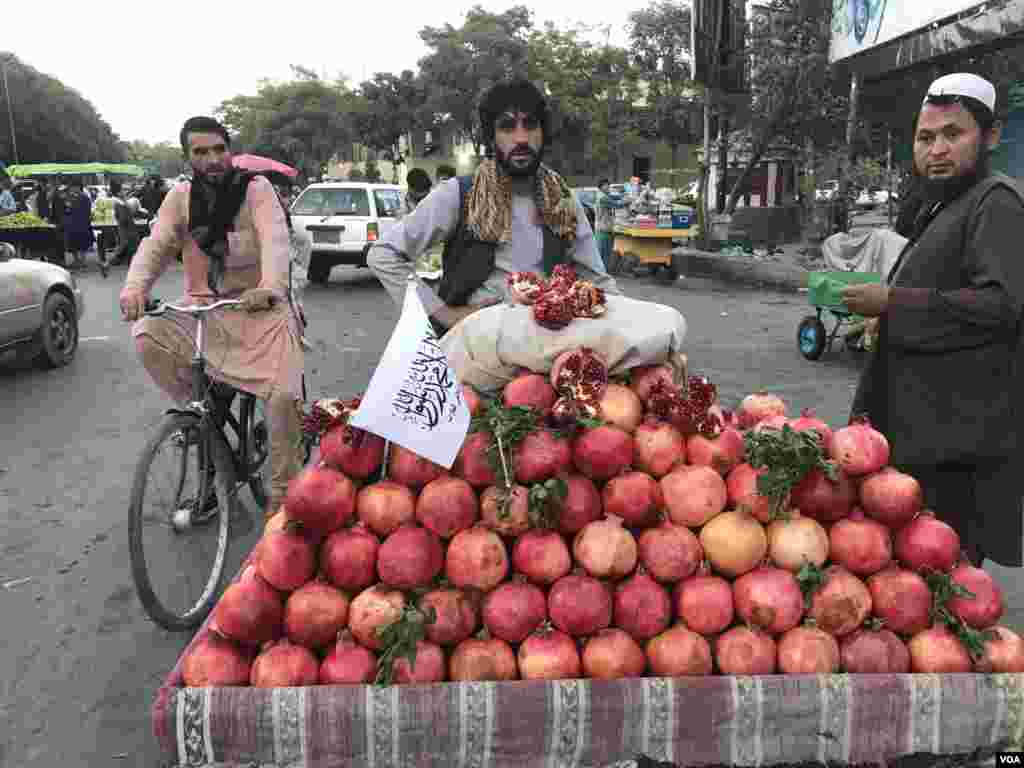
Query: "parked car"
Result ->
[[0, 243, 85, 367], [815, 180, 840, 201], [289, 182, 405, 284], [855, 186, 895, 209]]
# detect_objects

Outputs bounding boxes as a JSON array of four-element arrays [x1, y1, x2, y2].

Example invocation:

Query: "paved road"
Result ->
[[2, 259, 1021, 767]]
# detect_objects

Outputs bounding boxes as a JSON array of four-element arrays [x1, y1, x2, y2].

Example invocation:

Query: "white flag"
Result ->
[[348, 281, 471, 469]]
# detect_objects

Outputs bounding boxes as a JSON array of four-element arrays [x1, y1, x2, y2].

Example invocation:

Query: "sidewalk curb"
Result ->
[[671, 246, 809, 294]]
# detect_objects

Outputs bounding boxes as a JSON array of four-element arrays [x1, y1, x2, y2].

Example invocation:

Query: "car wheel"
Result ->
[[33, 292, 78, 368], [307, 255, 331, 285]]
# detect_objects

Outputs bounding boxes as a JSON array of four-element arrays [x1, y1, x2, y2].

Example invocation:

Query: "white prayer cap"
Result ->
[[924, 73, 996, 113]]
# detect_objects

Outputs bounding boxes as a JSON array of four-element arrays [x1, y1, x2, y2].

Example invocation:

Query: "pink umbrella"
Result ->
[[232, 154, 299, 178]]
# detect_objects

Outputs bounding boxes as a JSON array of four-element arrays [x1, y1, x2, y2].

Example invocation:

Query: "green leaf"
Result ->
[[374, 603, 436, 685], [744, 425, 834, 517], [795, 560, 826, 610], [527, 476, 568, 529]]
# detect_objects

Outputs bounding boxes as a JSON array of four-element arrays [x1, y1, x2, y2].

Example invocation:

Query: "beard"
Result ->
[[916, 143, 990, 204], [192, 163, 234, 187], [496, 144, 544, 178]]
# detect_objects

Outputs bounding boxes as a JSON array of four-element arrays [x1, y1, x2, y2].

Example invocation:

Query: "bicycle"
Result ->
[[128, 298, 270, 630]]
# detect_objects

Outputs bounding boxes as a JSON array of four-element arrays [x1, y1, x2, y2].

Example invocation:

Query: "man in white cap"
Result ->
[[842, 73, 1024, 567]]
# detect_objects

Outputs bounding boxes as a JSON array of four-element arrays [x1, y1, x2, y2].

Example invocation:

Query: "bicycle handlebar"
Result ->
[[143, 298, 244, 317]]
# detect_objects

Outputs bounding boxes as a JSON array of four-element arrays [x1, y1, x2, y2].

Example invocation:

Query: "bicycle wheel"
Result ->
[[240, 395, 269, 509], [129, 411, 235, 630]]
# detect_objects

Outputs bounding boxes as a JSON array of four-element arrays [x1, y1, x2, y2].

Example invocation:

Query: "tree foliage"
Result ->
[[0, 52, 126, 164], [124, 140, 185, 178], [352, 71, 425, 182]]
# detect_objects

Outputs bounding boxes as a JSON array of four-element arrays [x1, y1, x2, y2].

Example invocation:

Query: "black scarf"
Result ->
[[189, 168, 257, 294]]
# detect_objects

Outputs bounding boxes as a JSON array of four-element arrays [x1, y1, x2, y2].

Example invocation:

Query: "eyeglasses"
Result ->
[[496, 114, 540, 132]]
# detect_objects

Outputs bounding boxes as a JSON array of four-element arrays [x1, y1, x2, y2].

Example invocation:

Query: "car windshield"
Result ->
[[292, 188, 371, 217], [373, 189, 404, 218]]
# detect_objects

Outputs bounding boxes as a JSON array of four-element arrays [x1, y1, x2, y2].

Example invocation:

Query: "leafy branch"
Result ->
[[925, 569, 995, 662], [374, 603, 437, 685], [527, 477, 569, 528], [795, 560, 826, 610], [744, 425, 837, 519], [470, 401, 538, 489]]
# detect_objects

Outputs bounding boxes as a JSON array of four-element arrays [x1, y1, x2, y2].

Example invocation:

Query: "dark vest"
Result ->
[[436, 175, 574, 306]]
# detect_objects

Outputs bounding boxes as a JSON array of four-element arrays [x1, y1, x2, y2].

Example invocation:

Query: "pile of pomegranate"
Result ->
[[507, 265, 607, 330], [181, 359, 1022, 689]]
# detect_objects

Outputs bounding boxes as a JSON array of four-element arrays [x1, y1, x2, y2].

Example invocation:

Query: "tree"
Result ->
[[417, 6, 534, 156], [124, 140, 185, 178], [216, 66, 357, 180], [352, 71, 425, 182], [0, 52, 126, 164]]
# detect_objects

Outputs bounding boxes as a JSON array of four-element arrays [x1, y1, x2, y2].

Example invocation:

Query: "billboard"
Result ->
[[830, 0, 986, 62]]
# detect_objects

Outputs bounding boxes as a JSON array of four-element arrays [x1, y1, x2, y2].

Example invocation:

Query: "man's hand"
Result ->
[[436, 299, 502, 329], [841, 283, 890, 317], [239, 288, 278, 313], [119, 287, 148, 322]]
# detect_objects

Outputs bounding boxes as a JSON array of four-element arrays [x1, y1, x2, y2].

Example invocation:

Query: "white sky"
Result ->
[[7, 2, 637, 145]]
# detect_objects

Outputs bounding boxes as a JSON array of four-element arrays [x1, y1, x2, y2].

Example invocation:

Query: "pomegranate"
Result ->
[[480, 484, 532, 537], [791, 468, 857, 523], [319, 425, 386, 480], [867, 567, 932, 635], [419, 588, 479, 646], [894, 510, 961, 572], [283, 465, 356, 535], [908, 626, 973, 673], [212, 565, 284, 647], [831, 418, 890, 476], [182, 631, 254, 687], [638, 519, 702, 584], [512, 528, 572, 585], [377, 524, 444, 589], [284, 579, 351, 650], [582, 629, 648, 679], [255, 526, 318, 592], [556, 473, 603, 534], [572, 425, 634, 481], [482, 579, 548, 643], [807, 566, 872, 637], [548, 572, 613, 637], [416, 476, 479, 539], [714, 626, 777, 676], [603, 471, 662, 527], [777, 625, 840, 674], [445, 525, 510, 592], [630, 364, 675, 403], [726, 463, 772, 523], [828, 508, 892, 577], [449, 636, 519, 681], [661, 465, 727, 527], [686, 427, 745, 476], [597, 384, 643, 433], [840, 626, 910, 673], [788, 409, 835, 456], [549, 347, 608, 401], [646, 625, 713, 676], [391, 640, 446, 684], [947, 564, 1005, 629], [356, 480, 416, 537], [674, 569, 735, 635], [573, 516, 638, 580], [518, 624, 583, 681], [733, 565, 805, 635], [753, 414, 790, 433], [250, 639, 320, 687], [633, 420, 687, 478], [462, 384, 483, 417], [736, 392, 788, 429], [348, 584, 405, 650], [321, 522, 379, 593], [699, 509, 768, 578], [859, 468, 923, 529], [319, 630, 378, 684], [513, 430, 573, 484], [387, 444, 446, 490], [976, 626, 1024, 673], [766, 512, 829, 572], [453, 432, 498, 488], [613, 569, 673, 640], [503, 373, 557, 413]]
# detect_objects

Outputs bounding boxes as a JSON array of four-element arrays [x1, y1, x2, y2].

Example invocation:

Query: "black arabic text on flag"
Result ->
[[391, 332, 464, 431]]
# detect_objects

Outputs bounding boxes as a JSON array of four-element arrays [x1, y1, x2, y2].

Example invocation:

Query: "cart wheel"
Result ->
[[797, 315, 827, 360], [656, 264, 678, 284]]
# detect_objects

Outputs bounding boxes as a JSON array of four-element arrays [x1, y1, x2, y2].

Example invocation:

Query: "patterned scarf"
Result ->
[[463, 159, 578, 244]]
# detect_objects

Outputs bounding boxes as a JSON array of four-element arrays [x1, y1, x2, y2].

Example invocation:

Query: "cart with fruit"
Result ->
[[152, 267, 1023, 768], [0, 212, 60, 259]]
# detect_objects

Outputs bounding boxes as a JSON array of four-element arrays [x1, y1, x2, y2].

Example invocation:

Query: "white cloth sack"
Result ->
[[821, 228, 908, 277], [439, 295, 688, 393]]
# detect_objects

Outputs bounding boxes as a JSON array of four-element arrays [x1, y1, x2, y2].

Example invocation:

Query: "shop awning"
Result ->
[[5, 162, 146, 178]]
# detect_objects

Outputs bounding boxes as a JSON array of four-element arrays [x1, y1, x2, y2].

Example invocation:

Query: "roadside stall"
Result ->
[[149, 265, 1023, 767], [611, 189, 696, 282]]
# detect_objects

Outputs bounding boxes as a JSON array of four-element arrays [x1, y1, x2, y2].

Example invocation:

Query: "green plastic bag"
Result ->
[[807, 271, 880, 311]]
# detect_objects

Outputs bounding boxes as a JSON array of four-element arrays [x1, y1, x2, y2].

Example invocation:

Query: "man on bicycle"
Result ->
[[119, 116, 306, 524]]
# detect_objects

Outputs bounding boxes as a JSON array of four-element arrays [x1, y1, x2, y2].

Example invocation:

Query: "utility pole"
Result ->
[[836, 72, 860, 234], [1, 56, 18, 164]]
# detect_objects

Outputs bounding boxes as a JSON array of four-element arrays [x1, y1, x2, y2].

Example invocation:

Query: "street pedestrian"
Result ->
[[593, 178, 624, 270], [0, 176, 16, 217], [403, 168, 433, 214], [843, 73, 1024, 568], [107, 179, 139, 274], [63, 179, 95, 269], [118, 115, 306, 525], [368, 77, 619, 334], [436, 164, 456, 183]]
